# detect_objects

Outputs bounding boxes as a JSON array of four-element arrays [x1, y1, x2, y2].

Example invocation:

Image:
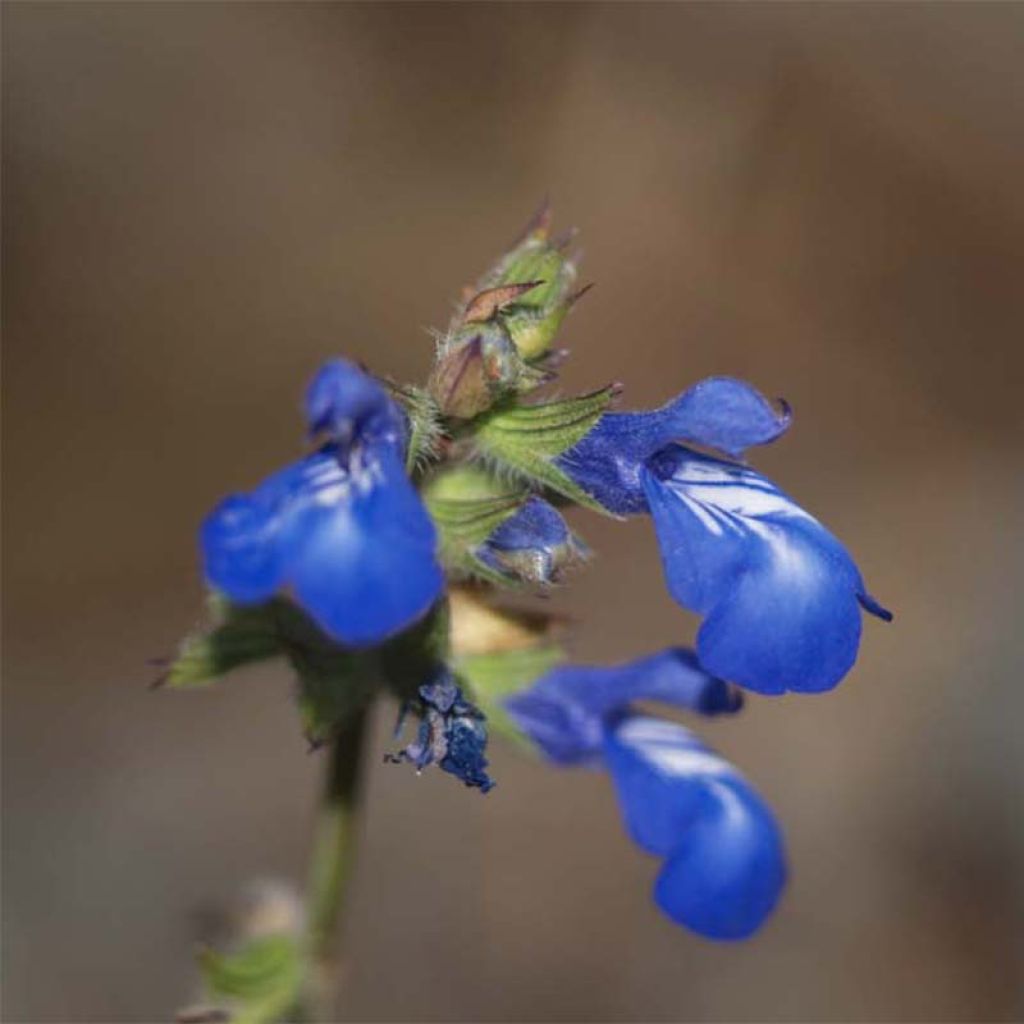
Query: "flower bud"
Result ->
[[471, 202, 588, 361], [429, 322, 549, 420], [476, 497, 589, 585]]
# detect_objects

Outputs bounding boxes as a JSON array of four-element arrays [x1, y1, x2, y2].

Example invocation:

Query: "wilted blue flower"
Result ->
[[554, 377, 889, 693], [201, 360, 444, 647], [477, 496, 588, 585], [506, 648, 785, 940], [390, 674, 495, 792]]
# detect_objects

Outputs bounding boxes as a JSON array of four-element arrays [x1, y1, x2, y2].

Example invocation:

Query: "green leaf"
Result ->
[[473, 387, 618, 514], [456, 644, 565, 747], [161, 596, 282, 689], [198, 934, 301, 1024]]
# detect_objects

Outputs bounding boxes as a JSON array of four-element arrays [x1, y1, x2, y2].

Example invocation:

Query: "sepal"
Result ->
[[425, 467, 587, 585], [429, 322, 551, 420], [473, 386, 620, 513], [387, 383, 443, 472], [157, 593, 281, 689], [424, 466, 526, 583]]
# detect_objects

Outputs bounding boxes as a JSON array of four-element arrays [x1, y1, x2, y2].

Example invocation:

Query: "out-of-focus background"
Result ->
[[4, 3, 1024, 1021]]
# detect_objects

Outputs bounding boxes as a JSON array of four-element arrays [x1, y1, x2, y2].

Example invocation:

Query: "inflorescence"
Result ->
[[174, 204, 891, 943]]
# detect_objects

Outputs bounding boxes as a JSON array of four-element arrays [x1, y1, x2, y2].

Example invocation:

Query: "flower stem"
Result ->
[[303, 704, 370, 1021]]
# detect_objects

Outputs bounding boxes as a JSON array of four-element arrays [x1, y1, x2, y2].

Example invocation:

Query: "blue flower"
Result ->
[[477, 496, 588, 585], [304, 358, 406, 454], [556, 376, 791, 515], [506, 649, 785, 940], [505, 647, 741, 764], [201, 360, 444, 647], [390, 673, 495, 792], [605, 714, 786, 940], [642, 447, 891, 694], [554, 377, 890, 693]]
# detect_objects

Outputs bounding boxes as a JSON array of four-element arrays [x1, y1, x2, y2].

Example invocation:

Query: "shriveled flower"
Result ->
[[389, 673, 495, 792]]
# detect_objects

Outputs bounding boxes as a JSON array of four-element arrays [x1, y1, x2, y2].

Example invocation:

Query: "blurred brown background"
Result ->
[[4, 3, 1024, 1021]]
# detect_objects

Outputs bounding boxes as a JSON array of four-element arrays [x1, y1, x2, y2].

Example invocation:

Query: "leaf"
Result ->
[[160, 596, 282, 689], [198, 934, 301, 1024], [473, 387, 619, 513]]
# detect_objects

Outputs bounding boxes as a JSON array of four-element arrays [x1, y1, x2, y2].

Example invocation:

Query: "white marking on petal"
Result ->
[[615, 717, 738, 781], [663, 459, 817, 525], [680, 493, 725, 536]]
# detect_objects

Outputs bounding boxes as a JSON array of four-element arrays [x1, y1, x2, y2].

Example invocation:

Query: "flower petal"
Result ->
[[505, 648, 741, 765], [557, 377, 790, 515], [201, 445, 443, 647], [304, 358, 406, 455], [201, 494, 286, 603], [662, 377, 791, 457], [285, 447, 444, 646], [604, 714, 786, 940], [642, 447, 889, 694]]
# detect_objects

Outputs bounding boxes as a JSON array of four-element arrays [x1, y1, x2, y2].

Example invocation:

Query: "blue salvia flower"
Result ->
[[506, 648, 785, 940], [177, 209, 890, 986], [504, 647, 741, 764], [200, 359, 444, 647], [605, 714, 786, 940], [554, 377, 890, 693], [555, 376, 792, 516], [642, 447, 891, 693]]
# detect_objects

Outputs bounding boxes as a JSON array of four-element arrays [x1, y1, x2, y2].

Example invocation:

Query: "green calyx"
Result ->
[[423, 465, 528, 584], [159, 594, 449, 747], [472, 386, 619, 514]]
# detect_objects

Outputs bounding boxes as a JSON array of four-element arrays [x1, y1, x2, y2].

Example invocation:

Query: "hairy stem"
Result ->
[[303, 704, 370, 1021]]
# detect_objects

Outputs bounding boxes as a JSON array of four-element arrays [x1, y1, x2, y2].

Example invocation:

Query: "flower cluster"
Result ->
[[182, 204, 890, 942]]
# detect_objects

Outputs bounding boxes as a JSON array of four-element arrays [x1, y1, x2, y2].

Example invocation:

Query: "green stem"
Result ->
[[303, 704, 370, 1021]]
